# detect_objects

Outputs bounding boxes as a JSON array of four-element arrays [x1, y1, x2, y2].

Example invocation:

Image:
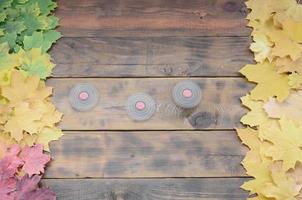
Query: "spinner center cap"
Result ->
[[79, 91, 89, 101], [135, 101, 146, 110], [182, 89, 193, 98]]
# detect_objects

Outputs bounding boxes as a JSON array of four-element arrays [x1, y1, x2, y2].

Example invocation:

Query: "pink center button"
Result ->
[[135, 101, 146, 110], [182, 89, 193, 98], [79, 91, 89, 101]]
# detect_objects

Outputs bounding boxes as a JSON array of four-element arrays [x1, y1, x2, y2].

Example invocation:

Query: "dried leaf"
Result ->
[[19, 145, 50, 177], [240, 62, 290, 102], [264, 91, 302, 125]]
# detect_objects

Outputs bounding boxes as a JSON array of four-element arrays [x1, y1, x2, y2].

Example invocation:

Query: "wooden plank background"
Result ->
[[46, 0, 252, 199]]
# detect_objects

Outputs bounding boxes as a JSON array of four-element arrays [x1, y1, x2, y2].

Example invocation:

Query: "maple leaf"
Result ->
[[36, 127, 63, 152], [15, 174, 40, 197], [18, 48, 55, 79], [0, 145, 23, 179], [0, 43, 20, 71], [19, 145, 50, 177], [1, 71, 52, 107], [275, 56, 302, 74], [250, 32, 273, 63], [261, 118, 302, 171], [237, 128, 273, 195], [246, 0, 295, 24], [15, 175, 55, 200], [264, 92, 302, 125], [0, 69, 12, 87], [240, 62, 290, 102], [4, 102, 43, 142], [267, 29, 302, 61], [0, 133, 15, 159], [240, 95, 268, 127], [23, 30, 61, 53], [0, 0, 60, 52], [288, 72, 302, 89], [260, 171, 300, 200], [0, 178, 17, 200]]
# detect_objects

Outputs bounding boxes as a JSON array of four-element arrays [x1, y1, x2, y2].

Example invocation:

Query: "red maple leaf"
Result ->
[[19, 145, 50, 177], [0, 178, 17, 200], [0, 145, 23, 179]]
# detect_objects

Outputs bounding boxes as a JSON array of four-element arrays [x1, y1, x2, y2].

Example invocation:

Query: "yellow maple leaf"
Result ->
[[18, 48, 55, 79], [36, 127, 63, 151], [275, 56, 302, 74], [267, 29, 302, 61], [260, 171, 300, 200], [4, 102, 42, 141], [240, 62, 290, 102], [250, 32, 273, 63], [1, 71, 52, 107], [0, 132, 15, 158], [264, 92, 302, 125], [288, 72, 302, 89], [261, 118, 302, 171], [246, 0, 295, 25], [0, 43, 20, 71], [240, 95, 268, 126], [285, 3, 302, 21], [19, 133, 38, 147], [0, 69, 12, 87], [237, 128, 273, 195]]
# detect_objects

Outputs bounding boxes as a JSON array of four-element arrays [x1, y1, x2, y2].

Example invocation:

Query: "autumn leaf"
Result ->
[[240, 95, 268, 126], [0, 145, 23, 179], [240, 62, 290, 102], [250, 32, 273, 63], [36, 127, 63, 152], [4, 102, 43, 141], [1, 71, 52, 107], [264, 91, 302, 125], [261, 118, 302, 171], [0, 43, 20, 71], [0, 71, 62, 148], [288, 72, 302, 89], [0, 177, 17, 200], [237, 128, 273, 195], [23, 30, 61, 53], [15, 175, 55, 200], [260, 171, 300, 200], [19, 145, 50, 177], [267, 29, 302, 61], [18, 48, 55, 79]]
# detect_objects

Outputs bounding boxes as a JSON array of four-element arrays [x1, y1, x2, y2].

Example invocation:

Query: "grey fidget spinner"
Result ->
[[69, 83, 99, 112], [172, 81, 202, 109], [126, 93, 156, 121]]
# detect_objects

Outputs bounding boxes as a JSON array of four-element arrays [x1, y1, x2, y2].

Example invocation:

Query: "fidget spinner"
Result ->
[[69, 83, 99, 111], [172, 81, 202, 109], [126, 93, 156, 121]]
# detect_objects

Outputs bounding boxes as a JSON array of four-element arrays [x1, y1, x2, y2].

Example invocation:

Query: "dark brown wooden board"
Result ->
[[56, 0, 250, 37], [44, 0, 253, 199], [45, 131, 247, 178], [48, 78, 251, 130], [51, 37, 253, 78], [43, 178, 249, 200]]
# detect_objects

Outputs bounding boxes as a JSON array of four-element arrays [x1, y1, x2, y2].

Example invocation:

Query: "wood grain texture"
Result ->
[[45, 131, 246, 178], [51, 37, 253, 77], [56, 0, 249, 37], [43, 178, 248, 200], [47, 78, 251, 130]]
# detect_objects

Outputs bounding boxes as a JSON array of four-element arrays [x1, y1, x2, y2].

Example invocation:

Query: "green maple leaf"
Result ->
[[18, 48, 55, 79], [24, 30, 61, 52], [0, 0, 59, 52], [36, 0, 57, 15], [0, 0, 13, 9]]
